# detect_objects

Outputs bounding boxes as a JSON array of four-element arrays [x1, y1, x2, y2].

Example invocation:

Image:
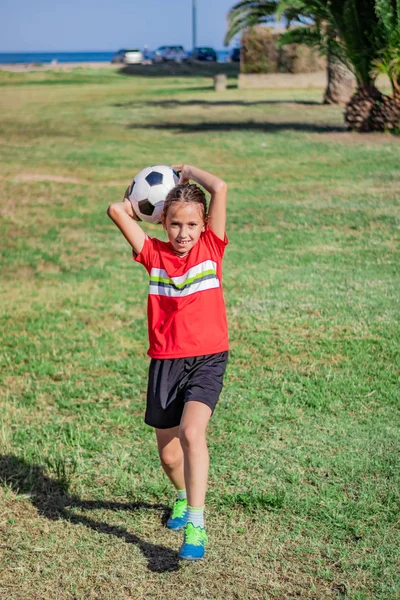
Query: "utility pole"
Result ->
[[192, 0, 197, 51]]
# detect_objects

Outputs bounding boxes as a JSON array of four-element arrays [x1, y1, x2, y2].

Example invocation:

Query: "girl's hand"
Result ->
[[123, 186, 131, 201], [171, 164, 191, 184], [123, 186, 141, 221]]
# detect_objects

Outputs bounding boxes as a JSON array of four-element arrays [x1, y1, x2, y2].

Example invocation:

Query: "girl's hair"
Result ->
[[162, 183, 207, 221]]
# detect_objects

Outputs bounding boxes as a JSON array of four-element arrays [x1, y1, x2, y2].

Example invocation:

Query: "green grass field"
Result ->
[[0, 66, 399, 600]]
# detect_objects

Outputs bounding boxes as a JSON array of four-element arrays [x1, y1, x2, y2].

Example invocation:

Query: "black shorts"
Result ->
[[145, 351, 229, 429]]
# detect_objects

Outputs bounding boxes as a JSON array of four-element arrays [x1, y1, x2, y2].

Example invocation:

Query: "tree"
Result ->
[[273, 0, 400, 130], [275, 2, 356, 105], [374, 0, 400, 99], [224, 0, 355, 105], [225, 0, 400, 132], [367, 0, 400, 131]]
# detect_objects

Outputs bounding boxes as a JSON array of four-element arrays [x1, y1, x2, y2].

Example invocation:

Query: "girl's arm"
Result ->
[[107, 189, 146, 255], [173, 165, 227, 241]]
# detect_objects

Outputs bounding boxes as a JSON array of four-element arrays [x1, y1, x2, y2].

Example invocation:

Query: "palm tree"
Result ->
[[317, 0, 400, 131], [367, 0, 400, 131], [224, 0, 355, 105], [225, 0, 400, 131], [275, 1, 356, 105], [377, 0, 400, 100]]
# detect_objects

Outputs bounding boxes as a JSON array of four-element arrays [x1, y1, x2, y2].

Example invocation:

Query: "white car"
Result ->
[[123, 49, 143, 64]]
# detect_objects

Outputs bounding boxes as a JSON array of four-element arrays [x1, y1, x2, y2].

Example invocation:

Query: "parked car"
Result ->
[[230, 47, 241, 63], [186, 47, 217, 62], [153, 45, 186, 63], [111, 49, 128, 64], [123, 49, 143, 64]]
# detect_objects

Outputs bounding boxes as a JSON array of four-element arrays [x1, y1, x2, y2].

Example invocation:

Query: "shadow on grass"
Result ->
[[151, 99, 322, 107], [126, 120, 345, 134], [118, 63, 240, 78], [0, 454, 179, 573], [114, 99, 321, 109]]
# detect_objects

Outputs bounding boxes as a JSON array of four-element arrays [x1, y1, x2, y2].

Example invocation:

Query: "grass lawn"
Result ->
[[0, 66, 399, 600]]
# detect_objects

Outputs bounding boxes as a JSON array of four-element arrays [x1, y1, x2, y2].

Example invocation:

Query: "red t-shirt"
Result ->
[[134, 227, 229, 359]]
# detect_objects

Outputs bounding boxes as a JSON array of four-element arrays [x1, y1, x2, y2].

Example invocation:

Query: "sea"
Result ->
[[0, 50, 231, 64]]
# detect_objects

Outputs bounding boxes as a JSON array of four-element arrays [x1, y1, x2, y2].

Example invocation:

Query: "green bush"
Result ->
[[241, 26, 326, 74]]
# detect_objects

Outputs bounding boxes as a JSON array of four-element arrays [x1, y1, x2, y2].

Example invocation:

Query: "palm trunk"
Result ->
[[323, 51, 355, 105], [391, 76, 400, 100], [370, 94, 400, 132], [344, 84, 383, 131], [345, 83, 400, 132]]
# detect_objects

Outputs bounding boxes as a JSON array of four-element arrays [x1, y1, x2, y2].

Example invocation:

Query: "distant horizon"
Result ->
[[0, 46, 235, 54], [0, 48, 234, 65]]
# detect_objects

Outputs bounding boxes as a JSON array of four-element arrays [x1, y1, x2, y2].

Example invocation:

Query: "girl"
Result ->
[[107, 165, 229, 561]]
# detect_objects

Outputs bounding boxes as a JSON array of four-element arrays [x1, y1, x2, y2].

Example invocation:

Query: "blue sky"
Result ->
[[0, 0, 246, 52]]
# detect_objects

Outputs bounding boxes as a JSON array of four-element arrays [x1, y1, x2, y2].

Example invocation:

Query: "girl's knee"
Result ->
[[159, 446, 182, 469], [179, 424, 205, 449]]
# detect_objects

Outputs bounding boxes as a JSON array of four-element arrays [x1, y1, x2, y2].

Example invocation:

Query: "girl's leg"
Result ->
[[179, 401, 212, 507], [155, 426, 185, 491]]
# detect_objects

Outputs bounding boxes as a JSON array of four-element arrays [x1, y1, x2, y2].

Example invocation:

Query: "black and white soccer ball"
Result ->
[[129, 165, 179, 224]]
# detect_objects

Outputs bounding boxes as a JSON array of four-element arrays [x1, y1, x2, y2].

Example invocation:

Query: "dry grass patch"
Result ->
[[1, 485, 357, 600]]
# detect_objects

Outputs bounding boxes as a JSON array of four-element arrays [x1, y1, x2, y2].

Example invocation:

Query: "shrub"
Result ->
[[241, 26, 326, 74]]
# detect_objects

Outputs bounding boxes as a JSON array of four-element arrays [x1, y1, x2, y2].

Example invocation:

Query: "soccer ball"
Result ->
[[128, 165, 179, 224]]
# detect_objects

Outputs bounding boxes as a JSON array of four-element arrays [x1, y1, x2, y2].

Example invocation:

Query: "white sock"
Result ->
[[187, 506, 205, 528], [177, 488, 187, 501]]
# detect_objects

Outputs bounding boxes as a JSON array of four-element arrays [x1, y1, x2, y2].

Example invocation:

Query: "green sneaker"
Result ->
[[166, 498, 188, 530], [178, 522, 208, 560]]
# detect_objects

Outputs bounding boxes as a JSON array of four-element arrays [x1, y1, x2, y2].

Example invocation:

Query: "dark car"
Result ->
[[111, 49, 128, 63], [188, 47, 217, 62], [230, 47, 241, 62]]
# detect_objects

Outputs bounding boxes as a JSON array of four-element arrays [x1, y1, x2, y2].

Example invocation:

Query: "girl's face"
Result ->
[[163, 202, 206, 256]]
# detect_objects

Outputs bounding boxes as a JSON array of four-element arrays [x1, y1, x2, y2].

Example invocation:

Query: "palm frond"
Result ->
[[225, 0, 278, 44], [275, 0, 307, 20], [277, 23, 350, 69], [375, 0, 394, 36], [277, 26, 325, 50]]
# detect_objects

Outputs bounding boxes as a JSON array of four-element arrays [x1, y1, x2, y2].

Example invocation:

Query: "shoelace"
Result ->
[[184, 523, 208, 546], [171, 498, 187, 519]]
